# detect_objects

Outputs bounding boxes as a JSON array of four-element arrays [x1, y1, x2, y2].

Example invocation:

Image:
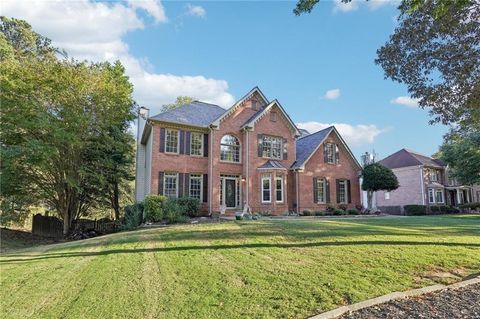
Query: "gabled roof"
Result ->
[[240, 99, 301, 136], [379, 149, 445, 169], [292, 127, 334, 169], [258, 160, 287, 170], [210, 86, 269, 127], [149, 101, 226, 127], [292, 126, 362, 170]]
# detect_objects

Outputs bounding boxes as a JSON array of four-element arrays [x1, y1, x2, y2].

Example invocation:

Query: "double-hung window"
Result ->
[[338, 180, 347, 204], [164, 173, 178, 198], [429, 170, 440, 182], [262, 136, 282, 159], [165, 129, 179, 153], [190, 132, 203, 156], [275, 175, 284, 203], [189, 174, 202, 200], [316, 178, 326, 203], [435, 189, 444, 203], [262, 174, 271, 203], [325, 143, 336, 164], [428, 189, 435, 203]]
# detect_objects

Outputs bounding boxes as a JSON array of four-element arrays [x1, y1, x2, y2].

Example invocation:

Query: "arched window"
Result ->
[[220, 135, 240, 162]]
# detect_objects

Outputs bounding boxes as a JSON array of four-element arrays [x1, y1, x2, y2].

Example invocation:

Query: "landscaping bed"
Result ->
[[339, 282, 480, 319]]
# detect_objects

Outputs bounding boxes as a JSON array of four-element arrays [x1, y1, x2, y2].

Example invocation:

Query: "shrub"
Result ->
[[404, 205, 427, 216], [164, 200, 186, 224], [459, 202, 480, 210], [446, 205, 460, 214], [123, 203, 144, 230], [332, 208, 345, 216], [175, 197, 201, 217], [338, 204, 348, 211], [144, 195, 167, 222], [302, 209, 313, 216], [430, 205, 449, 214], [326, 205, 336, 213], [314, 211, 325, 216], [347, 208, 359, 215]]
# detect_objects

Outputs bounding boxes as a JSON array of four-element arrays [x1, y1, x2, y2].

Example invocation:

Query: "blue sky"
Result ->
[[4, 0, 448, 160]]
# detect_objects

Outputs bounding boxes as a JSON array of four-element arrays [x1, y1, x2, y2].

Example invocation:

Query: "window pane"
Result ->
[[326, 143, 335, 164], [164, 173, 178, 198], [276, 177, 283, 202], [317, 178, 325, 203], [189, 174, 202, 200], [190, 133, 203, 156], [338, 180, 346, 203], [220, 135, 240, 162], [166, 130, 178, 153], [262, 175, 271, 202], [262, 136, 282, 159]]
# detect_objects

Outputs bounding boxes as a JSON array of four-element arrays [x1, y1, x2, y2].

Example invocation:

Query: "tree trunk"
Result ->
[[112, 181, 120, 220], [367, 190, 373, 210]]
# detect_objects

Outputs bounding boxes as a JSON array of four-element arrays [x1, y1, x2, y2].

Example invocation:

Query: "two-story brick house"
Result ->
[[135, 87, 362, 215], [375, 148, 477, 210]]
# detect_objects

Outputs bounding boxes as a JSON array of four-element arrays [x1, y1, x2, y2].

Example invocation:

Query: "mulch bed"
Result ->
[[340, 283, 480, 319]]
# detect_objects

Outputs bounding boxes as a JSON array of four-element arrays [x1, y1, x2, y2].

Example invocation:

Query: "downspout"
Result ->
[[296, 170, 300, 214], [209, 127, 214, 214], [420, 165, 425, 205], [245, 129, 249, 209]]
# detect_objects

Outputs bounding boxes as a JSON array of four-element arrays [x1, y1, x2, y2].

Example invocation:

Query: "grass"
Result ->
[[1, 215, 479, 319]]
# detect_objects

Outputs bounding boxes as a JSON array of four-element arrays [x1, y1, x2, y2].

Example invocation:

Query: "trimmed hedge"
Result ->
[[302, 209, 313, 216], [347, 208, 359, 215], [174, 197, 201, 217], [404, 205, 427, 216]]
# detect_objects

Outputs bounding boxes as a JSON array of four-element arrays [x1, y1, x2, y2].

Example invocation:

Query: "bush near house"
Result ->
[[302, 209, 313, 216], [174, 197, 201, 217], [347, 208, 359, 215], [144, 195, 167, 222], [164, 200, 187, 224], [459, 202, 480, 211], [404, 205, 427, 216], [123, 203, 144, 230]]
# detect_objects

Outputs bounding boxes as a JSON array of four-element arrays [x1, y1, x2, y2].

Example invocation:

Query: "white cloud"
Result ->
[[185, 3, 206, 18], [2, 0, 234, 114], [333, 0, 360, 13], [323, 88, 341, 100], [366, 0, 391, 10], [297, 122, 384, 146], [390, 96, 420, 108], [128, 0, 167, 24]]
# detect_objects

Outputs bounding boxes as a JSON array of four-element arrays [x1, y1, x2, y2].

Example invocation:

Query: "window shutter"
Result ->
[[313, 177, 318, 203], [179, 130, 185, 155], [185, 131, 191, 155], [158, 172, 164, 195], [324, 144, 328, 163], [159, 128, 165, 152], [347, 179, 352, 204], [257, 134, 264, 157], [335, 144, 340, 165], [336, 179, 341, 203], [178, 173, 184, 197], [185, 173, 190, 197], [326, 179, 330, 203], [203, 133, 209, 157], [203, 174, 208, 203], [283, 138, 288, 160]]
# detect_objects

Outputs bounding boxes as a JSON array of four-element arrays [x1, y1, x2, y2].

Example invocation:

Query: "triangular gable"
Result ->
[[210, 86, 269, 127], [240, 99, 301, 137], [293, 126, 361, 170]]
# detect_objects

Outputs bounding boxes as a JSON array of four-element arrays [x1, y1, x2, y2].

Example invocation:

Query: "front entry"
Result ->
[[220, 175, 240, 209]]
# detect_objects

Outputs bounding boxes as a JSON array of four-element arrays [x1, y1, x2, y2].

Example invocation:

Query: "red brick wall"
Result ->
[[297, 132, 361, 212]]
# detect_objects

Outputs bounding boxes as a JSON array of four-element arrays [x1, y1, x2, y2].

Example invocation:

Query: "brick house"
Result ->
[[135, 87, 362, 215], [375, 149, 477, 210]]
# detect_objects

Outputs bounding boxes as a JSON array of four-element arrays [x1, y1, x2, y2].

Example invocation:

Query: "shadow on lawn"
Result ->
[[2, 240, 479, 264]]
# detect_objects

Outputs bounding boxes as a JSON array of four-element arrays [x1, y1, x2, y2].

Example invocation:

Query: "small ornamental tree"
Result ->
[[362, 163, 399, 210]]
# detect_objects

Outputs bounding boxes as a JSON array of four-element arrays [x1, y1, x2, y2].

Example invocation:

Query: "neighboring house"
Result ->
[[135, 87, 362, 215], [375, 149, 476, 209]]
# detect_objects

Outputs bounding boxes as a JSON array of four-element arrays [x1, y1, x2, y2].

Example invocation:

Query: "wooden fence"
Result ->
[[32, 214, 120, 238]]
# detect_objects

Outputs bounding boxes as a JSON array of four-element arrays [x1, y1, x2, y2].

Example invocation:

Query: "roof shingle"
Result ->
[[149, 101, 226, 127], [379, 149, 445, 169], [292, 126, 334, 169]]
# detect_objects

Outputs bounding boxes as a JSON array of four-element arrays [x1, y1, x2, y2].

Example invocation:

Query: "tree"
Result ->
[[438, 129, 480, 186], [362, 163, 399, 210], [294, 0, 480, 126], [161, 96, 194, 112], [0, 18, 135, 233]]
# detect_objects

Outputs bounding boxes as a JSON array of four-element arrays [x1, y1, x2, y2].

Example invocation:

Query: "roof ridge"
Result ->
[[297, 126, 333, 140]]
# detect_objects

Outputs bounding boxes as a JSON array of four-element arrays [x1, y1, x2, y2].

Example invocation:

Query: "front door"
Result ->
[[225, 179, 237, 208]]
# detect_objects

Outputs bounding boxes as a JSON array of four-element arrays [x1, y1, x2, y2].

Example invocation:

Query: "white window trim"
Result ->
[[262, 135, 283, 160], [338, 180, 348, 204], [165, 129, 180, 154], [190, 132, 204, 157], [164, 172, 179, 198], [275, 175, 284, 203], [317, 178, 326, 204], [261, 174, 272, 203], [326, 143, 336, 164], [435, 189, 444, 204], [385, 191, 390, 200], [189, 174, 203, 200], [220, 135, 241, 163], [428, 188, 435, 204]]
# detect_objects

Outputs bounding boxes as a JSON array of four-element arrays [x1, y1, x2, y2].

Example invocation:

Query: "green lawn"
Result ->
[[1, 215, 479, 319]]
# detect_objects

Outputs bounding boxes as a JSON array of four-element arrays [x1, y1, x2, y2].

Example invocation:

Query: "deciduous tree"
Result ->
[[362, 163, 399, 210]]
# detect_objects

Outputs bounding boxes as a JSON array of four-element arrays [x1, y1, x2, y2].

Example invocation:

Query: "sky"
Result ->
[[3, 0, 449, 161]]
